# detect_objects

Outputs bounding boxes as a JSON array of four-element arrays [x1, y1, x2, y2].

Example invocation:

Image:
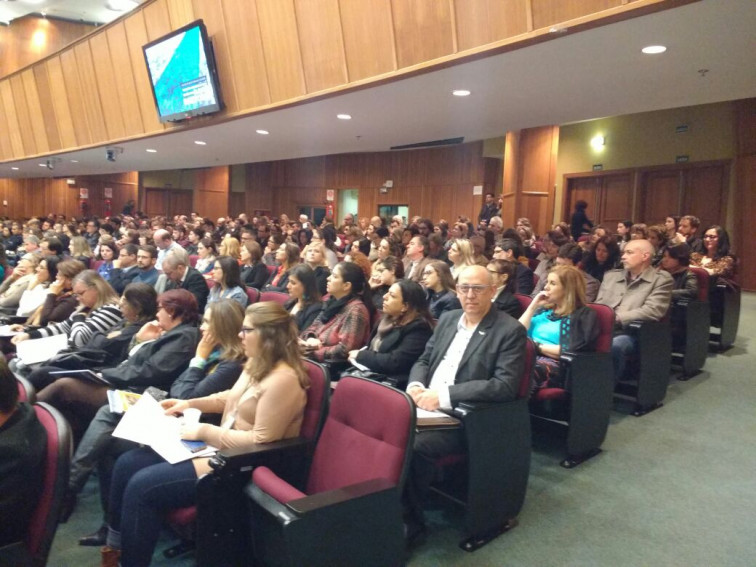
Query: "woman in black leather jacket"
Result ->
[[421, 260, 460, 319]]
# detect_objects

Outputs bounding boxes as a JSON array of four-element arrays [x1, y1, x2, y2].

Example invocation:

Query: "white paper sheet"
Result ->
[[15, 333, 69, 365], [0, 325, 21, 337], [112, 393, 217, 464]]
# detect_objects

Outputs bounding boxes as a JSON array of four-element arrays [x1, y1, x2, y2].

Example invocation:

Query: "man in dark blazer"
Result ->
[[404, 265, 526, 537], [161, 250, 209, 313], [109, 244, 140, 295]]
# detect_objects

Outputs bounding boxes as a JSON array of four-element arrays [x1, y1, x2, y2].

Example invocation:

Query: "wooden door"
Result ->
[[145, 188, 167, 217], [683, 165, 728, 231], [169, 191, 194, 219], [600, 174, 634, 227], [565, 176, 599, 224], [639, 170, 681, 225]]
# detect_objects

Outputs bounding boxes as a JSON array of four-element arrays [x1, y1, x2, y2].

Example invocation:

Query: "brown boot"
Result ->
[[101, 545, 120, 567]]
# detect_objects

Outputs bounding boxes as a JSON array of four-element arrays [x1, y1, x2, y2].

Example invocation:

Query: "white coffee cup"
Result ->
[[183, 408, 202, 426]]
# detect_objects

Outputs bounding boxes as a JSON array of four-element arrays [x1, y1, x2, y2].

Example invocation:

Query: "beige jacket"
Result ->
[[596, 267, 673, 326]]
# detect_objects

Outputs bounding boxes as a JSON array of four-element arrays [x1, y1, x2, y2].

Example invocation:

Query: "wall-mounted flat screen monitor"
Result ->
[[142, 19, 223, 123]]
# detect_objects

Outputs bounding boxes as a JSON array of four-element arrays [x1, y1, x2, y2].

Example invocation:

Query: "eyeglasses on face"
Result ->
[[457, 284, 489, 296]]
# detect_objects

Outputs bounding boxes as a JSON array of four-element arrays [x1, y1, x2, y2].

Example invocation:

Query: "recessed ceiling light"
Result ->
[[39, 163, 47, 167], [11, 167, 19, 170], [106, 0, 138, 12], [146, 148, 157, 153], [642, 45, 667, 54], [194, 140, 207, 145], [337, 114, 352, 120], [256, 129, 269, 135], [452, 90, 471, 97], [70, 160, 78, 163]]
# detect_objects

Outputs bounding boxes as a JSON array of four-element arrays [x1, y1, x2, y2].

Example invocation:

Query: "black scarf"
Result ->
[[318, 294, 356, 324]]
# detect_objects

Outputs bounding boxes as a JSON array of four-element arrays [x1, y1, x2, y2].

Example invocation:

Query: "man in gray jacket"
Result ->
[[404, 265, 526, 537], [596, 239, 672, 380]]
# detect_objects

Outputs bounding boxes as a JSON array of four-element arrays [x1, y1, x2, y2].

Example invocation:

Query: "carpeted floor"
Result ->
[[48, 292, 755, 566]]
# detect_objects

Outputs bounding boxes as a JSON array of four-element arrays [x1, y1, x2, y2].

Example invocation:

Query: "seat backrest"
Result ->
[[588, 303, 615, 354], [260, 291, 289, 306], [306, 377, 415, 495], [28, 403, 72, 564], [519, 339, 536, 399], [266, 264, 276, 276], [91, 259, 105, 271], [16, 375, 35, 403], [688, 267, 710, 302], [246, 287, 261, 305], [528, 258, 540, 272], [301, 360, 330, 442], [189, 254, 198, 268], [515, 293, 532, 315]]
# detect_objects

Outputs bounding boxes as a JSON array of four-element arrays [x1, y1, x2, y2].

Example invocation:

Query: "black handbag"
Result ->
[[46, 348, 110, 371]]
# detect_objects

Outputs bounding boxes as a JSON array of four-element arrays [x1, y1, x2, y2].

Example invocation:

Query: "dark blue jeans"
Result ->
[[108, 447, 197, 567]]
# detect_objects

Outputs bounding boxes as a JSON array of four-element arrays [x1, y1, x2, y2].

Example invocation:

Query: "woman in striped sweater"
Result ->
[[13, 270, 123, 366]]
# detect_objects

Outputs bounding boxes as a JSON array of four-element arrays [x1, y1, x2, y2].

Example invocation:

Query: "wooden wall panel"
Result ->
[[192, 0, 238, 114], [89, 33, 127, 141], [531, 0, 623, 30], [339, 0, 396, 81], [1, 80, 24, 157], [519, 127, 555, 191], [0, 100, 13, 160], [105, 24, 145, 137], [391, 0, 454, 68], [21, 69, 49, 154], [295, 0, 348, 92], [195, 166, 230, 221], [59, 49, 92, 146], [73, 43, 108, 143], [10, 75, 36, 155], [166, 0, 196, 28], [123, 11, 165, 134], [256, 0, 307, 101], [32, 65, 62, 152], [143, 0, 173, 42], [454, 0, 529, 51], [0, 15, 95, 79], [45, 56, 78, 149]]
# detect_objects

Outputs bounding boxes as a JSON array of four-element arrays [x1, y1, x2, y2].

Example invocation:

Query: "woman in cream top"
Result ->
[[101, 302, 309, 567]]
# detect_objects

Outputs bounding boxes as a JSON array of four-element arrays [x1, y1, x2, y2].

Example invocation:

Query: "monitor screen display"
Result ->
[[142, 20, 223, 123]]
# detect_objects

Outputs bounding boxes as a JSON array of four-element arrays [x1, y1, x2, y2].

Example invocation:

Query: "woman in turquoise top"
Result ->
[[206, 255, 248, 312], [518, 264, 599, 390]]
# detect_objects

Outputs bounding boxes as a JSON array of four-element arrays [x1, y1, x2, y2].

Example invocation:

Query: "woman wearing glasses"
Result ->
[[518, 265, 599, 391], [101, 302, 309, 567], [421, 260, 460, 319], [690, 225, 735, 281]]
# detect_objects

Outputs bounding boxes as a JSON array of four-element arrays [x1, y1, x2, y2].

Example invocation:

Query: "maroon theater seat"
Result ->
[[245, 287, 260, 305], [246, 376, 415, 567], [0, 402, 72, 567], [260, 291, 289, 306]]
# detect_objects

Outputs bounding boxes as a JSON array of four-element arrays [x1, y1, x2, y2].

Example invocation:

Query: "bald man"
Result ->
[[596, 239, 672, 380], [404, 265, 526, 537]]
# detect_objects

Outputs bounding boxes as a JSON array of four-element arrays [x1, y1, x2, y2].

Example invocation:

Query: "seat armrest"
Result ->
[[210, 437, 310, 475], [285, 478, 395, 515]]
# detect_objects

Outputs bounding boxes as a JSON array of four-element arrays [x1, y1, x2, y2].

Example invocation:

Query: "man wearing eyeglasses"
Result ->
[[403, 265, 526, 539]]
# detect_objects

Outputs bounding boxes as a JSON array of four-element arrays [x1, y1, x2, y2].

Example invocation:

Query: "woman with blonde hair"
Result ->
[[101, 302, 309, 566], [303, 241, 331, 295], [219, 236, 242, 262], [518, 264, 599, 390], [447, 238, 477, 280], [13, 269, 122, 351], [69, 235, 94, 268]]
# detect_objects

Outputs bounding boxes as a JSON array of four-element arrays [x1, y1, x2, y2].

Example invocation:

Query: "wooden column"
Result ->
[[733, 98, 756, 290], [501, 125, 559, 235], [194, 166, 230, 220]]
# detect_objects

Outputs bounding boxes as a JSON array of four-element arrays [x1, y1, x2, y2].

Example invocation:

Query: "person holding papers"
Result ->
[[347, 280, 433, 389], [33, 289, 199, 439], [101, 302, 309, 567], [70, 299, 245, 547], [13, 269, 122, 352]]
